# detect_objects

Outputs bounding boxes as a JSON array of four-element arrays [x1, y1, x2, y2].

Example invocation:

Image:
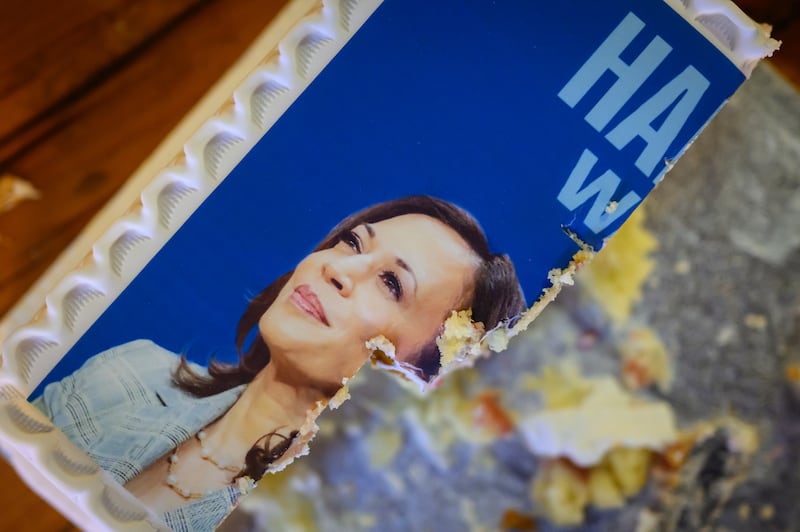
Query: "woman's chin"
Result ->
[[261, 315, 330, 353]]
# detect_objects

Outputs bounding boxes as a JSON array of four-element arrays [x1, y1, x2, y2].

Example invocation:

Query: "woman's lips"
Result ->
[[290, 285, 330, 326]]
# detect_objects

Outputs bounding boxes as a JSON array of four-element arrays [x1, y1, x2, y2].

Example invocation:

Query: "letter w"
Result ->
[[557, 149, 642, 234]]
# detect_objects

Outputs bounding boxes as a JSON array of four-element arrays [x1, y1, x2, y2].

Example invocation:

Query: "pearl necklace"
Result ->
[[165, 430, 247, 500], [196, 430, 243, 472]]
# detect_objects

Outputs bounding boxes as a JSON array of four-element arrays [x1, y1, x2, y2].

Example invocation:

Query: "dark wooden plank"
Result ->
[[0, 458, 78, 531], [735, 0, 797, 25], [0, 0, 289, 321], [0, 0, 204, 143]]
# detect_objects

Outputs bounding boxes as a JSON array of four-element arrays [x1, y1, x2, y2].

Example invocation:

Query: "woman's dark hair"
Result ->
[[172, 195, 525, 479], [234, 430, 299, 483]]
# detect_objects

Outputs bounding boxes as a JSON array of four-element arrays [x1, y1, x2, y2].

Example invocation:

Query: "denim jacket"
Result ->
[[33, 340, 247, 531]]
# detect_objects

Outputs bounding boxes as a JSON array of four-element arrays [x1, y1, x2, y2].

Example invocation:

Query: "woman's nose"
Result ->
[[323, 256, 371, 297]]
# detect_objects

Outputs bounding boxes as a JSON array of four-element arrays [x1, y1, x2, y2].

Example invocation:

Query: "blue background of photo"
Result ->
[[32, 0, 743, 397]]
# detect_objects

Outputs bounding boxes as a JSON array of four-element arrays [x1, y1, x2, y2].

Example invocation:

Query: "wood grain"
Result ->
[[0, 0, 288, 318], [0, 458, 77, 531], [0, 0, 204, 144]]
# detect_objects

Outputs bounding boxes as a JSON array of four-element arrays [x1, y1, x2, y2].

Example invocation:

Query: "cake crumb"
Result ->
[[459, 498, 486, 531], [588, 464, 625, 509], [659, 437, 693, 471], [366, 335, 431, 392], [786, 364, 800, 383], [531, 459, 589, 526], [673, 259, 691, 274], [499, 509, 538, 530], [316, 417, 336, 437], [738, 503, 751, 520], [518, 362, 591, 410], [605, 201, 619, 214], [634, 508, 660, 532], [758, 504, 775, 521], [744, 313, 768, 330], [366, 427, 402, 469], [715, 325, 738, 346], [619, 326, 673, 392], [341, 512, 377, 528], [473, 391, 515, 436], [606, 447, 653, 497], [0, 174, 41, 214], [328, 379, 351, 409], [578, 207, 657, 323], [437, 309, 486, 372]]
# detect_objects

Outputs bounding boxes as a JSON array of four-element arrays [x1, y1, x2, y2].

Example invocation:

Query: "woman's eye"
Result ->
[[380, 271, 403, 301], [341, 230, 362, 253]]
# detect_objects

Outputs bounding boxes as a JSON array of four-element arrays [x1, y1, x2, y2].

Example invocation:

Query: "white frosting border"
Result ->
[[0, 0, 777, 529]]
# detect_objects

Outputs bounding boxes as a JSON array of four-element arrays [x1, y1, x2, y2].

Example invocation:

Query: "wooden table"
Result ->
[[0, 0, 796, 529]]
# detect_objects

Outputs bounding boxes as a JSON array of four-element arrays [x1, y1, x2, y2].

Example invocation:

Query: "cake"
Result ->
[[0, 0, 779, 529]]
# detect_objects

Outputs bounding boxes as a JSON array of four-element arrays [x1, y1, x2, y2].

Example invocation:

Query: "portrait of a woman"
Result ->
[[33, 195, 525, 531]]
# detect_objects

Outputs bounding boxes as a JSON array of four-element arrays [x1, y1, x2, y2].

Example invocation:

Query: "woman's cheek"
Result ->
[[353, 299, 394, 341]]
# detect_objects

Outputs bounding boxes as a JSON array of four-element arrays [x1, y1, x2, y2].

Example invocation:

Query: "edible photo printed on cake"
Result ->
[[19, 0, 750, 529], [32, 195, 524, 530]]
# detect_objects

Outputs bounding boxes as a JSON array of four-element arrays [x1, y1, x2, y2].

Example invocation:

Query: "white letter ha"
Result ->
[[558, 12, 672, 132], [557, 149, 641, 234], [606, 66, 710, 179]]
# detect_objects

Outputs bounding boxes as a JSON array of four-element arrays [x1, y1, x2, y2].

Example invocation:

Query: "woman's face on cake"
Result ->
[[259, 214, 479, 387]]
